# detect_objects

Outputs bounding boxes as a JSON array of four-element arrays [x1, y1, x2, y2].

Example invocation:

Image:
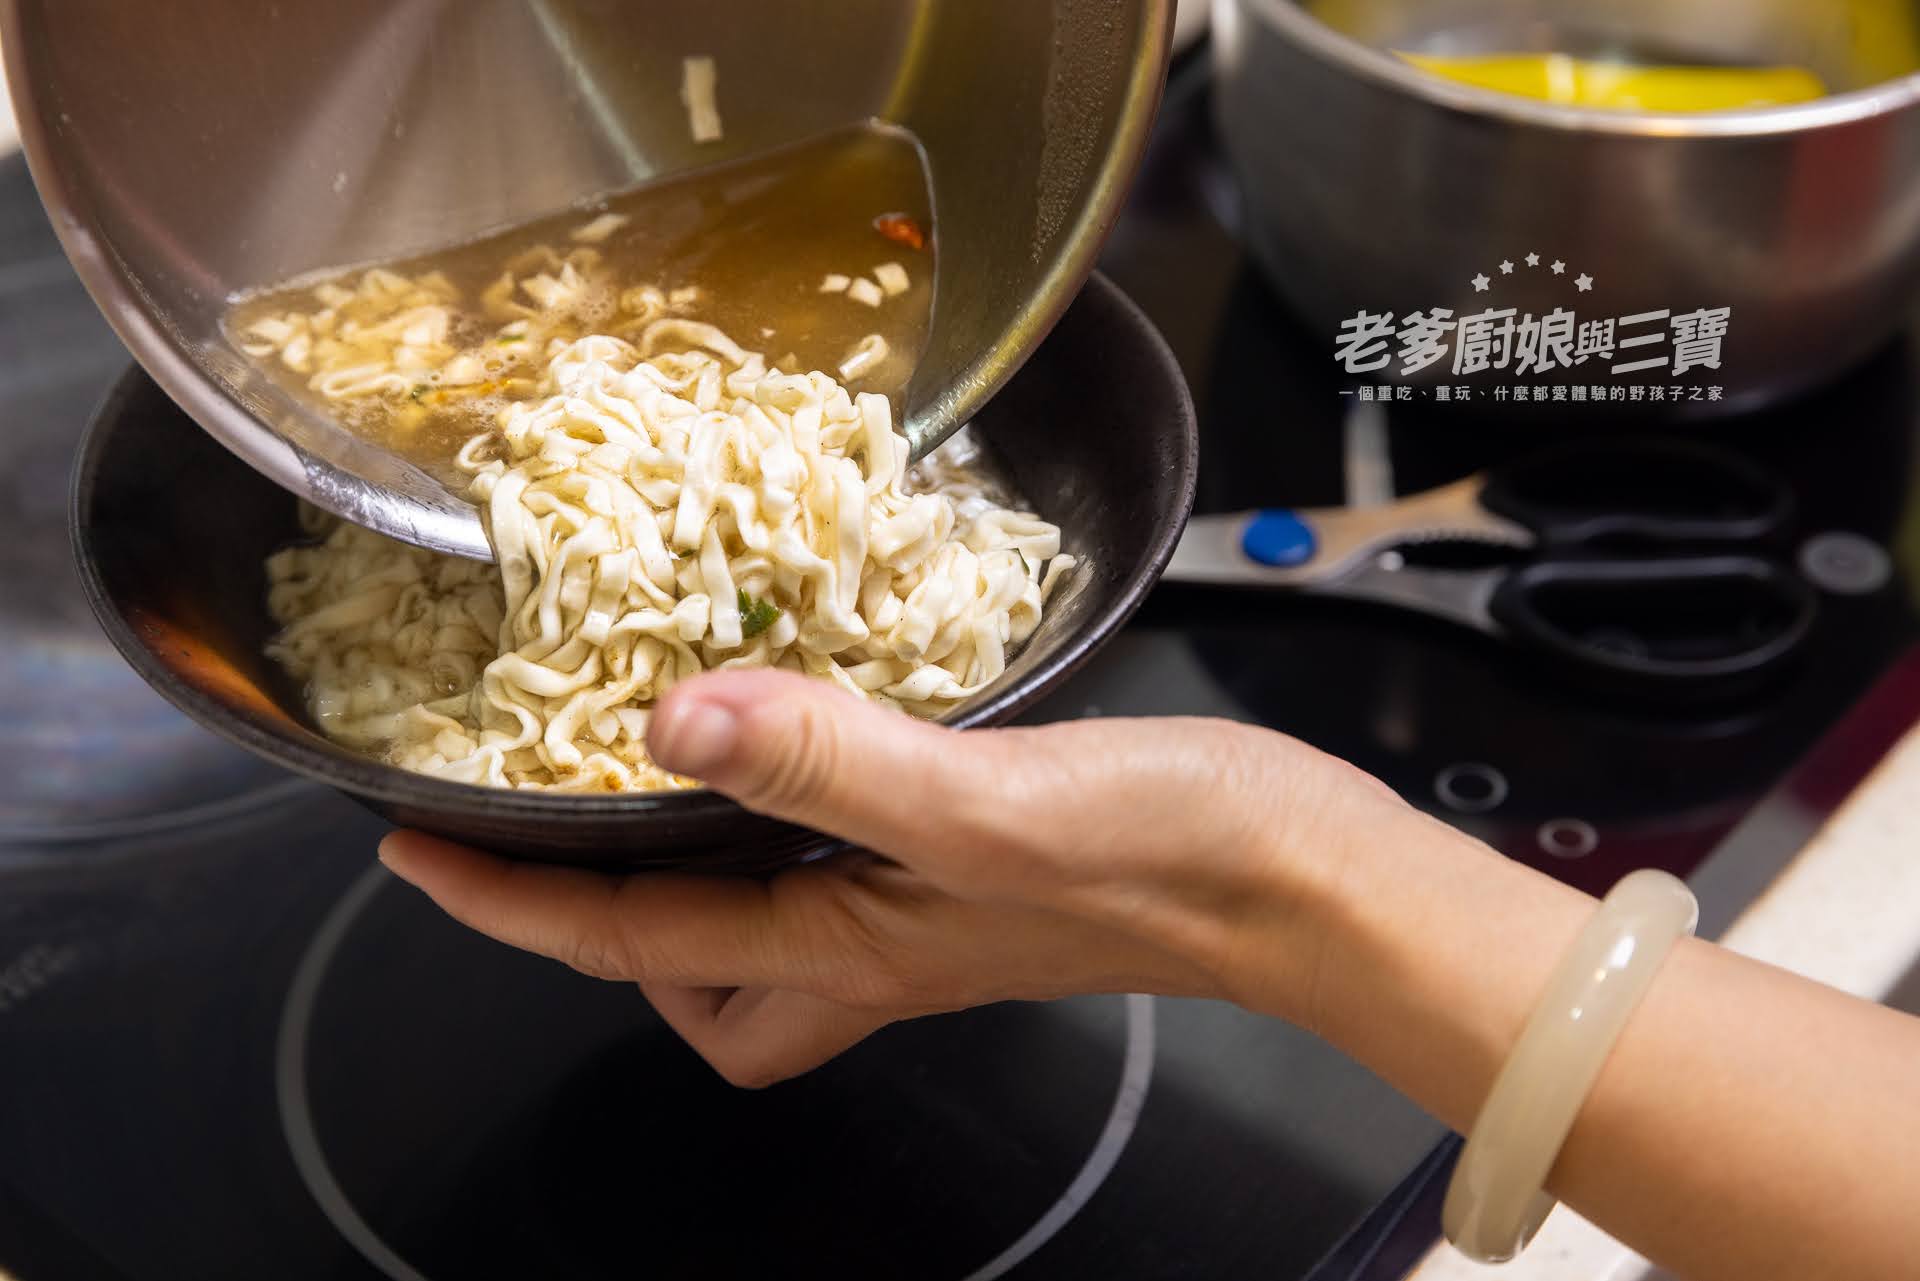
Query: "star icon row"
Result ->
[[1469, 256, 1595, 293]]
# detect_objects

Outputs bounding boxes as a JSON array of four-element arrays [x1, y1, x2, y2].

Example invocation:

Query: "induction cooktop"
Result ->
[[2, 52, 1916, 1281]]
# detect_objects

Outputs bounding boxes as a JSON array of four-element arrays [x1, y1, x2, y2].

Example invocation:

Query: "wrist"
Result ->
[[1042, 740, 1455, 1022], [1198, 796, 1448, 1028], [1290, 809, 1596, 1131], [1064, 758, 1432, 1022]]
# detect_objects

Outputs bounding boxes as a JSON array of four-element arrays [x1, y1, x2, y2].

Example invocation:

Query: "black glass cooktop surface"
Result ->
[[4, 53, 1918, 1281]]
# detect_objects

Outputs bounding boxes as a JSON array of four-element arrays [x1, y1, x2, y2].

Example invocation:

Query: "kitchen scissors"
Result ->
[[1164, 438, 1817, 695]]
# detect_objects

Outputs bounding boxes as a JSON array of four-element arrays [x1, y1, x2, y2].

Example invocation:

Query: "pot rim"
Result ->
[[1234, 0, 1920, 138]]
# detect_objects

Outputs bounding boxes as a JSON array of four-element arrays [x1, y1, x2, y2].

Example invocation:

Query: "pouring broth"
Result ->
[[227, 121, 935, 483], [234, 121, 1090, 795]]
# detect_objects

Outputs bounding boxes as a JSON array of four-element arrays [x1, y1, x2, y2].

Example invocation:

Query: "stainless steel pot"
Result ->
[[4, 1, 1171, 557], [1214, 0, 1920, 413]]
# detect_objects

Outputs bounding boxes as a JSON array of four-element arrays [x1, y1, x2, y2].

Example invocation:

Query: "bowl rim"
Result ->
[[70, 271, 1199, 822], [1235, 0, 1920, 137]]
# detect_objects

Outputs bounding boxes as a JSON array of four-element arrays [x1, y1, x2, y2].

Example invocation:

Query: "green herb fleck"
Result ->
[[408, 384, 428, 402], [494, 332, 526, 346], [737, 589, 780, 639]]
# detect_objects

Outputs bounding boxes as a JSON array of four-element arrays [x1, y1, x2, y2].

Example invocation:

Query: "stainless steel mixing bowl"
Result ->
[[1215, 0, 1920, 413], [4, 0, 1171, 557]]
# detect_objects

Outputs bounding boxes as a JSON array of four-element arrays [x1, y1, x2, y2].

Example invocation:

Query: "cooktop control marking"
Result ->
[[1434, 762, 1510, 814], [1799, 532, 1892, 596], [1537, 818, 1600, 860]]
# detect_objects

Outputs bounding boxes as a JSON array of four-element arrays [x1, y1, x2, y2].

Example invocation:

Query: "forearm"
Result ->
[[1217, 808, 1920, 1281], [1551, 937, 1920, 1280], [391, 681, 1920, 1279]]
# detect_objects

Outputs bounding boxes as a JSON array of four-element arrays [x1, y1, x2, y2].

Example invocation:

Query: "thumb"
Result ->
[[647, 668, 1015, 865]]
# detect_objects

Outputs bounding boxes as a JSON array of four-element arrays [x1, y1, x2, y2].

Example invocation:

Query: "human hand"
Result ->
[[379, 668, 1423, 1086]]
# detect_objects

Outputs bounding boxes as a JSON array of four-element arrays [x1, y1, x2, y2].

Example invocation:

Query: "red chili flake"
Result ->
[[873, 212, 926, 251]]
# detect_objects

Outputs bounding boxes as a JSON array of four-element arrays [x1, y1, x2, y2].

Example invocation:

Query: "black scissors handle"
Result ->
[[1488, 555, 1817, 695], [1480, 438, 1795, 550]]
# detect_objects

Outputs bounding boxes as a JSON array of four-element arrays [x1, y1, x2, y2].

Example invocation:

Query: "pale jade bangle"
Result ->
[[1442, 868, 1699, 1263]]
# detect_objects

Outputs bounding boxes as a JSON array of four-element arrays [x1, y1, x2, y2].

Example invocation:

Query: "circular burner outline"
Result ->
[[1, 775, 315, 850], [276, 865, 1156, 1281]]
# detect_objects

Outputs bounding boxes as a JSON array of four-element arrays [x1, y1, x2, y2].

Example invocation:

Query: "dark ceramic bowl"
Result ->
[[71, 274, 1197, 870]]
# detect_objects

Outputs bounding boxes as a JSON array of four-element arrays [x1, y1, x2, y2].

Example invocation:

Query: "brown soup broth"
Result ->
[[226, 122, 934, 483]]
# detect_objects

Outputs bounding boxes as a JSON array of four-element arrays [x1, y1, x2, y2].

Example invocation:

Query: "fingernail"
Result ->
[[652, 700, 740, 777], [376, 833, 411, 877]]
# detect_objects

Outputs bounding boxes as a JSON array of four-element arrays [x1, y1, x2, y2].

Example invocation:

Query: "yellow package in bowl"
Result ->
[[1397, 51, 1826, 111]]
